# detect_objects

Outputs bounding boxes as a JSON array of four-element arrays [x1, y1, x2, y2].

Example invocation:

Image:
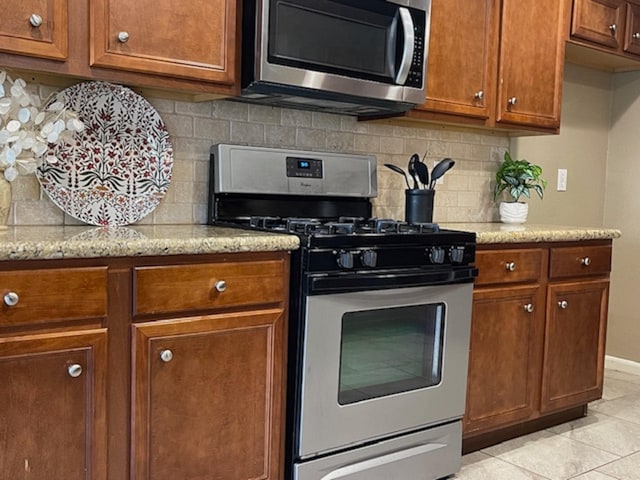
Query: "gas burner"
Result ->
[[409, 222, 441, 233], [287, 218, 323, 234], [249, 216, 283, 229]]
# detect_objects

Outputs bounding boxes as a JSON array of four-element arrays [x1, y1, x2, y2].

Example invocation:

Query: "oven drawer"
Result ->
[[549, 245, 612, 279], [294, 422, 462, 480], [133, 259, 286, 316], [0, 267, 108, 327], [474, 248, 544, 286]]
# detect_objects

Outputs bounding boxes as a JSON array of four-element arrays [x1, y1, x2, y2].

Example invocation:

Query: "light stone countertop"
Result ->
[[442, 223, 621, 244], [0, 225, 300, 261], [0, 223, 622, 261]]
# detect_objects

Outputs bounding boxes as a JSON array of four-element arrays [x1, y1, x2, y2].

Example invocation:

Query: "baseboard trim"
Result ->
[[605, 355, 640, 376]]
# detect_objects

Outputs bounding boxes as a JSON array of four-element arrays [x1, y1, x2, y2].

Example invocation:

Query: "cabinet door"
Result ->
[[0, 329, 107, 480], [541, 279, 609, 413], [464, 286, 544, 436], [496, 0, 569, 129], [624, 2, 640, 54], [571, 0, 624, 48], [90, 0, 237, 84], [417, 0, 498, 119], [132, 308, 285, 480], [0, 0, 67, 60]]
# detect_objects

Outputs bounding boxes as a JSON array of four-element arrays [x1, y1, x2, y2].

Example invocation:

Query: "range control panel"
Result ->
[[286, 156, 323, 179]]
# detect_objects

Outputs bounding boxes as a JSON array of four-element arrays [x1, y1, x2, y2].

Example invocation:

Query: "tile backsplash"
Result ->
[[8, 90, 510, 226]]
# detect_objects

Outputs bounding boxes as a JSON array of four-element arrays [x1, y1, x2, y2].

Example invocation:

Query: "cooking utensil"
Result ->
[[408, 155, 419, 190], [384, 163, 411, 189], [415, 159, 429, 189], [429, 158, 455, 189]]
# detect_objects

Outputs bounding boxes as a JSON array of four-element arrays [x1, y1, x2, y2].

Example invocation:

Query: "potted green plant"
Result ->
[[493, 151, 547, 223]]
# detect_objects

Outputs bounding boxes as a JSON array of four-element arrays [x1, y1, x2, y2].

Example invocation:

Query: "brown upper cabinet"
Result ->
[[0, 0, 238, 97], [406, 0, 570, 133], [569, 0, 640, 57]]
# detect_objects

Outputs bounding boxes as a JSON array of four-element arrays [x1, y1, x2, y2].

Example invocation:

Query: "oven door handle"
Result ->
[[320, 442, 447, 480], [308, 267, 478, 294]]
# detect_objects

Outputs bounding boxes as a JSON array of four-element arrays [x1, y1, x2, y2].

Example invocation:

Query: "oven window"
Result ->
[[338, 303, 445, 405]]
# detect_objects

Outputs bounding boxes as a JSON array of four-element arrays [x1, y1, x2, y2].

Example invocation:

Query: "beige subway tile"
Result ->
[[393, 125, 418, 138], [449, 142, 473, 160], [193, 203, 208, 224], [193, 118, 230, 141], [458, 191, 483, 207], [312, 112, 342, 130], [175, 100, 213, 117], [265, 125, 297, 147], [11, 176, 41, 202], [342, 116, 369, 133], [437, 129, 463, 142], [214, 100, 249, 121], [416, 126, 439, 139], [173, 181, 194, 204], [367, 123, 395, 136], [153, 202, 193, 224], [470, 144, 494, 161], [379, 136, 404, 154], [326, 131, 355, 151], [404, 138, 429, 156], [427, 141, 449, 157], [14, 200, 64, 226], [194, 160, 210, 183], [146, 97, 176, 114], [282, 109, 312, 127], [164, 114, 194, 138], [249, 104, 282, 124], [171, 137, 214, 160], [354, 134, 380, 153], [434, 190, 458, 207], [445, 174, 470, 191], [171, 159, 195, 182], [230, 122, 265, 144], [296, 128, 327, 149]]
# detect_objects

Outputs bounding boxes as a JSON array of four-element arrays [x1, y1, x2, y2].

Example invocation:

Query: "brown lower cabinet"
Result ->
[[464, 240, 612, 451], [0, 251, 289, 480]]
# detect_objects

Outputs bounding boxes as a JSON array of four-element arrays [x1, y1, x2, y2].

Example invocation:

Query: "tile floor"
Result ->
[[453, 368, 640, 480]]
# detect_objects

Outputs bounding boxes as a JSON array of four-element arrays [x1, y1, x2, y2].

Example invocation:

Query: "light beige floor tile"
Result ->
[[482, 430, 620, 480], [570, 472, 619, 480], [602, 376, 640, 400], [547, 412, 640, 456], [597, 451, 640, 479], [590, 393, 640, 426], [453, 451, 549, 480], [604, 369, 640, 385]]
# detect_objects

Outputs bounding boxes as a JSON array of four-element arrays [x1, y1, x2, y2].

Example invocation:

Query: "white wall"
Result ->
[[604, 70, 640, 362], [511, 63, 613, 227]]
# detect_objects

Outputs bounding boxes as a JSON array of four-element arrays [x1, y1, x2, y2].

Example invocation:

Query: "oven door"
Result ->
[[297, 277, 473, 458]]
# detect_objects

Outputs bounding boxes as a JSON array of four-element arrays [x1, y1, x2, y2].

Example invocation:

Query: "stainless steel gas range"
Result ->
[[208, 144, 477, 480]]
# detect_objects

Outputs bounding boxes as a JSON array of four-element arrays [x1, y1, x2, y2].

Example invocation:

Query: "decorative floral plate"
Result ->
[[36, 81, 173, 226]]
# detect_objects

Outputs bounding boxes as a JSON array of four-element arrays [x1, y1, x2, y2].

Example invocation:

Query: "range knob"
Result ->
[[337, 250, 354, 269], [429, 246, 445, 264], [361, 249, 378, 268], [449, 246, 465, 264]]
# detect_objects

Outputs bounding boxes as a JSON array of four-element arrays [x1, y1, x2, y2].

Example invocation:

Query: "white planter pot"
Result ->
[[499, 202, 528, 224]]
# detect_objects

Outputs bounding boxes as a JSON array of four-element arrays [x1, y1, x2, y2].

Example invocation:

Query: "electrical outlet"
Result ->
[[557, 168, 567, 191]]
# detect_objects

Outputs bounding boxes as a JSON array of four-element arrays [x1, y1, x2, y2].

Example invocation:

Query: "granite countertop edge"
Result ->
[[0, 223, 622, 261]]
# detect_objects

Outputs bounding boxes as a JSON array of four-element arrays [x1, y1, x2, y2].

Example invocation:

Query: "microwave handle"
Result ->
[[395, 7, 415, 85]]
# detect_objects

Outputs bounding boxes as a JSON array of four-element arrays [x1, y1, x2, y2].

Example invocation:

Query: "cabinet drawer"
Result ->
[[0, 267, 108, 327], [134, 259, 286, 316], [549, 245, 612, 279], [474, 249, 544, 286]]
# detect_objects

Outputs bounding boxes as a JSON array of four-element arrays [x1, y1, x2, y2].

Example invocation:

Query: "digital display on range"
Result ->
[[286, 156, 323, 178]]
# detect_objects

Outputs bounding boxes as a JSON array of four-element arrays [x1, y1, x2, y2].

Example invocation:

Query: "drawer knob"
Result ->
[[474, 90, 484, 100], [29, 14, 43, 28], [505, 262, 517, 272], [609, 24, 617, 34], [581, 256, 591, 266], [67, 364, 83, 378], [3, 291, 19, 306], [507, 96, 517, 106], [524, 303, 534, 313], [160, 349, 173, 362], [215, 280, 227, 293], [558, 300, 569, 309], [117, 31, 130, 43], [634, 32, 640, 39]]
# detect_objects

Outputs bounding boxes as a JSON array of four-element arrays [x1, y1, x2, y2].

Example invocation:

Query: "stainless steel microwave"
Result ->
[[238, 0, 431, 118]]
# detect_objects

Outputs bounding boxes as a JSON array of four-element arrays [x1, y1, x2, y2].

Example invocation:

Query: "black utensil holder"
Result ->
[[405, 189, 435, 224]]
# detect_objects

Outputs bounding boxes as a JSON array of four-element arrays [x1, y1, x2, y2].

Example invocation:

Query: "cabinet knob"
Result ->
[[507, 96, 518, 106], [634, 32, 640, 39], [558, 300, 569, 309], [160, 349, 173, 362], [67, 364, 83, 378], [29, 14, 43, 28], [609, 24, 617, 34], [215, 280, 227, 292], [474, 90, 484, 100], [3, 291, 19, 307], [117, 31, 130, 43], [505, 261, 517, 272], [581, 256, 591, 266], [524, 303, 534, 313]]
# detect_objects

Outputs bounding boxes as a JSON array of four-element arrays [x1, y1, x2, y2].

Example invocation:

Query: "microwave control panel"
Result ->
[[406, 17, 426, 88]]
